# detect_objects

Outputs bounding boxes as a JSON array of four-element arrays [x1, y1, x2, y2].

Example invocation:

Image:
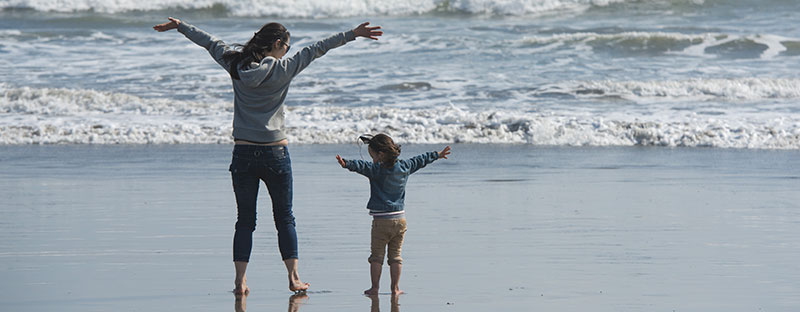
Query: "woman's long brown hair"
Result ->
[[222, 22, 289, 80]]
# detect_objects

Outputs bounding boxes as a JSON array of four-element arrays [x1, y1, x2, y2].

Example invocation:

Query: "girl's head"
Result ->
[[360, 134, 401, 168], [223, 22, 291, 79]]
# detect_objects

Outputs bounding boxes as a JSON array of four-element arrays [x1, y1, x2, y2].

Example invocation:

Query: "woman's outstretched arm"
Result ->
[[281, 22, 383, 78], [353, 22, 383, 40], [152, 17, 181, 32], [153, 17, 232, 71]]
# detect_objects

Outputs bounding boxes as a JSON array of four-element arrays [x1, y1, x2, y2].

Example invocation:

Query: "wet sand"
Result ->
[[0, 144, 799, 311]]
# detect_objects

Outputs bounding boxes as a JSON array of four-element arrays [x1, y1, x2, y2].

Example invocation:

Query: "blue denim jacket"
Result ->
[[345, 151, 439, 212]]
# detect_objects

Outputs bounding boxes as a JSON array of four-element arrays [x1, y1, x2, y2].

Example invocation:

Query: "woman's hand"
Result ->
[[353, 22, 383, 40], [438, 146, 451, 159], [153, 17, 181, 32], [336, 155, 347, 168]]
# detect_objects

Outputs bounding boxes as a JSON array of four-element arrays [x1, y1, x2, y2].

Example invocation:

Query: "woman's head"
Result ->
[[247, 23, 290, 58], [223, 22, 291, 79], [360, 134, 401, 168]]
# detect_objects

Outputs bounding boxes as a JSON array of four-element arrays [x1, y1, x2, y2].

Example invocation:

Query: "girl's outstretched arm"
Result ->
[[405, 146, 450, 174], [340, 157, 377, 178], [336, 155, 347, 168]]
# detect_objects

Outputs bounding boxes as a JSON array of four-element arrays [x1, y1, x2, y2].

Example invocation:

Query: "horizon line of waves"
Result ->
[[1, 0, 645, 17]]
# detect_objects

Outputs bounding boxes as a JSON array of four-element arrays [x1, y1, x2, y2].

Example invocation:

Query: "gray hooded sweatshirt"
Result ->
[[178, 22, 356, 143]]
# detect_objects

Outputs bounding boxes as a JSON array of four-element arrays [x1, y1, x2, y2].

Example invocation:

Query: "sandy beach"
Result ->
[[0, 144, 798, 311]]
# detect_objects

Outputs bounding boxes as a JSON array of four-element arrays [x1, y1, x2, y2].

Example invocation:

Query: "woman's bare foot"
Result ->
[[285, 258, 309, 292], [391, 288, 404, 296], [289, 281, 309, 292], [234, 261, 249, 296], [364, 287, 379, 296], [288, 270, 308, 292]]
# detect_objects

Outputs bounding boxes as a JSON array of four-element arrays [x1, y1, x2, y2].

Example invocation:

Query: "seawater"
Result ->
[[1, 0, 800, 147]]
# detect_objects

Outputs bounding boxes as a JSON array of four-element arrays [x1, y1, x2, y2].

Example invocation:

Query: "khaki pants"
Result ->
[[368, 218, 407, 265]]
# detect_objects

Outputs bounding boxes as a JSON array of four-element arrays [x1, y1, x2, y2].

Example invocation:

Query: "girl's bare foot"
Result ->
[[391, 289, 404, 296], [364, 287, 379, 296], [234, 278, 249, 296], [233, 286, 249, 296]]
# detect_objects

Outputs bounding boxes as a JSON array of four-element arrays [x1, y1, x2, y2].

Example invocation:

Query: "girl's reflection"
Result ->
[[367, 294, 400, 312]]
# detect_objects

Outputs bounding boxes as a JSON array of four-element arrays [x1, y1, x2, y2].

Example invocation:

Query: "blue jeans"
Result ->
[[229, 145, 297, 262]]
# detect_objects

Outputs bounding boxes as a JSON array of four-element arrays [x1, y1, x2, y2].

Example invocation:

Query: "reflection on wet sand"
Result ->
[[234, 294, 245, 312], [367, 294, 400, 312], [288, 293, 308, 312], [234, 293, 308, 312]]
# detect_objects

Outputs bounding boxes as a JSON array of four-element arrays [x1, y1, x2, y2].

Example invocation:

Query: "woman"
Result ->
[[153, 17, 382, 295]]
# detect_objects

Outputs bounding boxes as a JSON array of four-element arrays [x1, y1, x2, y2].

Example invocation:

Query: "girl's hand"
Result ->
[[438, 146, 451, 159], [153, 17, 181, 32], [336, 155, 347, 168], [353, 22, 383, 40]]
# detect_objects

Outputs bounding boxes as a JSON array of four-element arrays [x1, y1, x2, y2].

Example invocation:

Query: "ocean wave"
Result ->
[[782, 41, 800, 56], [549, 78, 800, 101], [0, 0, 635, 17], [2, 86, 230, 116], [2, 86, 798, 148], [518, 32, 797, 59]]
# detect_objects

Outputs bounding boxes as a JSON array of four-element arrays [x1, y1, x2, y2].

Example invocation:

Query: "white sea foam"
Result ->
[[1, 86, 230, 116], [0, 29, 22, 36], [2, 86, 798, 148], [0, 0, 631, 16], [286, 106, 800, 149]]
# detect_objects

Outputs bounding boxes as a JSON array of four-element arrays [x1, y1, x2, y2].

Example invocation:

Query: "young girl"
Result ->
[[336, 134, 451, 295], [153, 17, 382, 295]]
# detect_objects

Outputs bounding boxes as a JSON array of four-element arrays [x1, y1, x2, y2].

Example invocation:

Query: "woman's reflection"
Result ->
[[234, 292, 309, 312]]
